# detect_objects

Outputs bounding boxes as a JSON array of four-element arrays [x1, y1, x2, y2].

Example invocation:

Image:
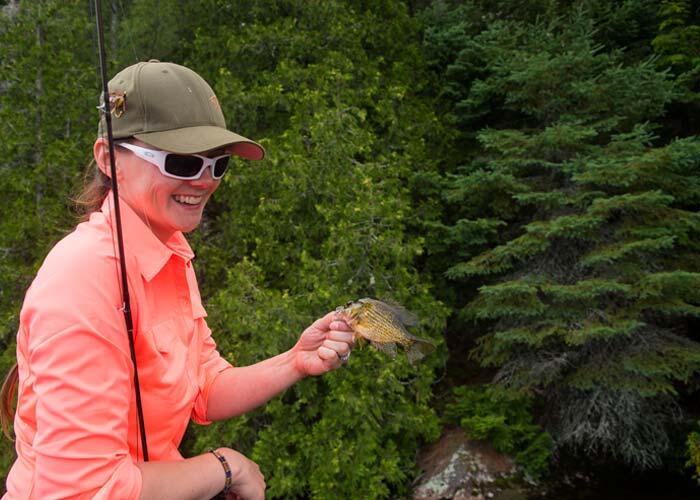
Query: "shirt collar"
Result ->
[[100, 192, 195, 281]]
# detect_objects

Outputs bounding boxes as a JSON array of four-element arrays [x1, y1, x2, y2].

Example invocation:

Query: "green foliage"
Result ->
[[0, 0, 96, 316], [425, 3, 700, 470], [653, 0, 700, 74], [651, 0, 700, 137], [112, 0, 191, 63], [175, 1, 450, 497], [445, 384, 553, 480], [688, 426, 700, 483]]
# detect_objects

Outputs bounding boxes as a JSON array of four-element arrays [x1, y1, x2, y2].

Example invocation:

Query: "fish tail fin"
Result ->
[[407, 338, 435, 364]]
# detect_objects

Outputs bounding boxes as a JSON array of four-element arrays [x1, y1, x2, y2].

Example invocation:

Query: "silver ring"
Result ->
[[339, 352, 350, 363]]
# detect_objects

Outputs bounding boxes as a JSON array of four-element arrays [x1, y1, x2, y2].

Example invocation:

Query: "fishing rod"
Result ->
[[93, 0, 149, 461]]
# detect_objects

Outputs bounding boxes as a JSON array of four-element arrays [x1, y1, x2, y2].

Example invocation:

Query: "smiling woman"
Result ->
[[95, 137, 224, 242], [0, 61, 355, 500]]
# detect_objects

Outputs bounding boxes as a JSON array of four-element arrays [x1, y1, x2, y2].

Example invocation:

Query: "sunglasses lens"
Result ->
[[164, 155, 204, 178], [213, 157, 230, 178]]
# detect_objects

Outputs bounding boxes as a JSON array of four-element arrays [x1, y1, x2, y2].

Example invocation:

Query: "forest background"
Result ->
[[1, 0, 700, 498]]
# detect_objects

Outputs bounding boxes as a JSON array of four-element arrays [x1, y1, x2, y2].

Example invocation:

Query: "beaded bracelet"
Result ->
[[209, 449, 232, 496]]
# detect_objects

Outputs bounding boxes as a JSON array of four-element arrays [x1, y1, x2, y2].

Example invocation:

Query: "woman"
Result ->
[[1, 61, 354, 499]]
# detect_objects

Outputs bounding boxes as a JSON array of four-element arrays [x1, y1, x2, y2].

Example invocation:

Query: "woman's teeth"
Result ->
[[173, 195, 202, 205]]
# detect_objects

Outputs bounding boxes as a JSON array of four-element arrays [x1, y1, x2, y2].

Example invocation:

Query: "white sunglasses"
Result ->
[[116, 142, 231, 180]]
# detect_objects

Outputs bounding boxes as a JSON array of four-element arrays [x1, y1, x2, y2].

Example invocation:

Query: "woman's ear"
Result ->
[[93, 138, 112, 178]]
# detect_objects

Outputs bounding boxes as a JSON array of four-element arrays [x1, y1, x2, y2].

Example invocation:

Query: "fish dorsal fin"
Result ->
[[361, 298, 418, 327]]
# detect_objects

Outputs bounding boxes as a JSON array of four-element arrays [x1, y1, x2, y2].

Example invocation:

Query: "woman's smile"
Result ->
[[173, 194, 204, 205]]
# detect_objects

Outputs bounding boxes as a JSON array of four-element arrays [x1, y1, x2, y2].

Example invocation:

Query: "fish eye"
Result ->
[[344, 300, 354, 307]]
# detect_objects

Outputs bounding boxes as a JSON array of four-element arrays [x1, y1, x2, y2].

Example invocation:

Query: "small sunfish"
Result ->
[[337, 298, 435, 363]]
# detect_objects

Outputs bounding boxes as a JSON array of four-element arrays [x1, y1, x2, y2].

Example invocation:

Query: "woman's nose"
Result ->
[[188, 165, 217, 187]]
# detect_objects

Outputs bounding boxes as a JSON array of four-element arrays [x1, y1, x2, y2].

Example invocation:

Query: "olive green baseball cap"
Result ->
[[98, 60, 265, 160]]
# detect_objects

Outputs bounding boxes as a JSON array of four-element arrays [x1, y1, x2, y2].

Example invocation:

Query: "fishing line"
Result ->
[[114, 0, 142, 63], [112, 0, 166, 242]]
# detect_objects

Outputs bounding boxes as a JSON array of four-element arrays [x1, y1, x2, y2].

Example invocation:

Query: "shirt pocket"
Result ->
[[146, 318, 191, 402]]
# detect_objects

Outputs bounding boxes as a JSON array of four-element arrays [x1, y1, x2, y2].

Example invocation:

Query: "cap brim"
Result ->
[[134, 126, 265, 160]]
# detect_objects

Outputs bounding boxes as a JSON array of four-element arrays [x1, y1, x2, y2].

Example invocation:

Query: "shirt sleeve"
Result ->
[[23, 252, 143, 499], [190, 319, 233, 425]]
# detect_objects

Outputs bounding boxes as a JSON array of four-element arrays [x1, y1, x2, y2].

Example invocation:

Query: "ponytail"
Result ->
[[73, 159, 111, 220], [0, 363, 18, 440]]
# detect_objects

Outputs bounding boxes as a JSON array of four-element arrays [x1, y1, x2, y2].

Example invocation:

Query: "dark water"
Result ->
[[526, 469, 700, 500]]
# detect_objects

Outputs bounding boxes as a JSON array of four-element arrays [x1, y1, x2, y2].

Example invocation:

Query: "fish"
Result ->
[[337, 298, 435, 363]]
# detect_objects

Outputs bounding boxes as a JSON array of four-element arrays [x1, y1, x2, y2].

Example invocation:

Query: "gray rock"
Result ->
[[413, 428, 517, 500]]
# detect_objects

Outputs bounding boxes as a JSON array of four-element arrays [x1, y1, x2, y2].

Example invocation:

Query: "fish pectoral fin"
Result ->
[[370, 341, 398, 358]]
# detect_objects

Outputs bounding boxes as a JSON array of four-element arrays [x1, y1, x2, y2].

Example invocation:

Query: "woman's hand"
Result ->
[[291, 311, 354, 376], [217, 448, 265, 500]]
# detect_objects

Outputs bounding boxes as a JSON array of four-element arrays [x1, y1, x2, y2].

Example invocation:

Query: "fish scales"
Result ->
[[361, 304, 410, 344]]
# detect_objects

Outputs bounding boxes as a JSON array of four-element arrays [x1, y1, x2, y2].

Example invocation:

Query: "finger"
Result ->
[[323, 339, 351, 357], [317, 345, 340, 361], [329, 319, 352, 331], [326, 330, 354, 345], [317, 346, 342, 371], [317, 346, 343, 370]]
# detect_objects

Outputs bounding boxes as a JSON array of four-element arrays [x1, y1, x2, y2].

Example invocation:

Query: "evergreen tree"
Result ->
[[429, 6, 700, 469]]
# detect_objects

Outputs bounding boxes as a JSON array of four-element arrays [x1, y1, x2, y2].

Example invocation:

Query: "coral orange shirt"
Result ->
[[4, 192, 233, 499]]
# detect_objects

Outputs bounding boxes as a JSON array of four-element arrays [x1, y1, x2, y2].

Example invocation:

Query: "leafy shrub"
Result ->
[[445, 384, 553, 480]]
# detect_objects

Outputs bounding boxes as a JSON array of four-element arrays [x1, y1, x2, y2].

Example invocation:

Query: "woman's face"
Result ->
[[102, 138, 223, 243]]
